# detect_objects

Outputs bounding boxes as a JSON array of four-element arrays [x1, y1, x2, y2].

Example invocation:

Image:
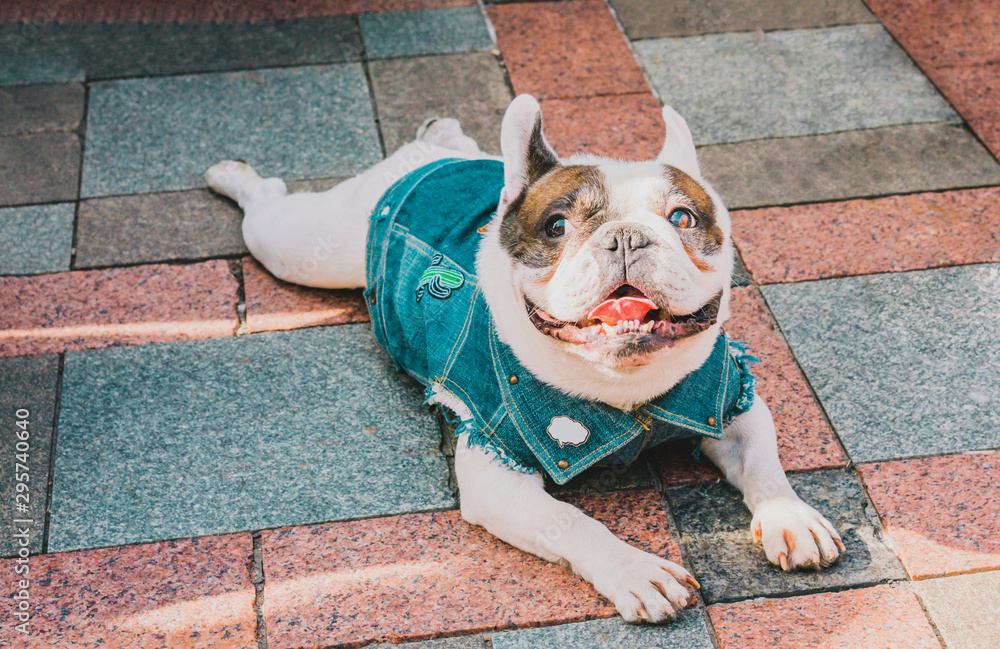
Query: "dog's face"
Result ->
[[490, 96, 733, 370]]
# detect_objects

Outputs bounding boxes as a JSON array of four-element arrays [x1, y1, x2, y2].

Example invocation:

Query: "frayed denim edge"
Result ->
[[424, 384, 539, 477], [725, 336, 760, 426]]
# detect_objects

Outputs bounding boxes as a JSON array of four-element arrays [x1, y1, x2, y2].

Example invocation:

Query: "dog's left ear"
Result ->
[[499, 94, 559, 213], [656, 105, 700, 177]]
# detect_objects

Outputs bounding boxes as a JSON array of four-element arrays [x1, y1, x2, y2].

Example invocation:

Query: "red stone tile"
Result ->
[[0, 260, 239, 357], [927, 63, 1000, 159], [241, 257, 369, 334], [263, 490, 685, 647], [709, 585, 940, 649], [864, 0, 1000, 69], [540, 93, 665, 160], [732, 187, 1000, 284], [655, 287, 846, 487], [488, 0, 649, 100], [859, 452, 1000, 578], [0, 534, 256, 649]]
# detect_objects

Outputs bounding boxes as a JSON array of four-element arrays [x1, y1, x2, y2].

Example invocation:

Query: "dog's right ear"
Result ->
[[656, 105, 700, 177], [499, 94, 559, 213]]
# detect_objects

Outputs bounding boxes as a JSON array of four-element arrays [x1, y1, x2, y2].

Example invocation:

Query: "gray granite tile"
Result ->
[[667, 469, 905, 603], [371, 636, 493, 649], [0, 83, 84, 134], [0, 203, 74, 275], [0, 355, 59, 558], [0, 132, 80, 206], [613, 0, 876, 40], [81, 64, 382, 197], [0, 23, 85, 86], [492, 612, 715, 648], [75, 189, 248, 268], [370, 52, 512, 155], [761, 264, 1000, 462], [911, 572, 1000, 649], [84, 18, 362, 79], [699, 123, 1000, 209], [360, 7, 493, 59], [635, 24, 959, 146], [49, 325, 454, 551], [0, 19, 362, 86]]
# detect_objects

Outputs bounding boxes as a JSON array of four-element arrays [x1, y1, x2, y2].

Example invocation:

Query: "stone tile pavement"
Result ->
[[0, 0, 998, 647]]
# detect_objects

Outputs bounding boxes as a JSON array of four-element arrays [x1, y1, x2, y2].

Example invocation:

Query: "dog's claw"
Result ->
[[778, 552, 789, 571]]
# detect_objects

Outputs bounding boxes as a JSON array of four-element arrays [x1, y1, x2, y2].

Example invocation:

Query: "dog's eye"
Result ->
[[544, 215, 571, 238], [668, 209, 698, 229]]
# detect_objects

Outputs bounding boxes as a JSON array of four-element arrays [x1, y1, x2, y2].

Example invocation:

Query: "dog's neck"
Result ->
[[476, 223, 729, 410]]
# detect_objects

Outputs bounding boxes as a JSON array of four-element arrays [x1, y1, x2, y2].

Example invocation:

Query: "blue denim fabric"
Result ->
[[365, 158, 756, 484]]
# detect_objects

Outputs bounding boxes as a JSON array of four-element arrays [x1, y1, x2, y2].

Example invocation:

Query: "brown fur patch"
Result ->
[[663, 165, 724, 257], [500, 165, 607, 268], [681, 242, 716, 272]]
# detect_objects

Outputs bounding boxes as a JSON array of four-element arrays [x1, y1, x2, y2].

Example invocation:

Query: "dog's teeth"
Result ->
[[641, 320, 655, 332], [601, 323, 615, 336]]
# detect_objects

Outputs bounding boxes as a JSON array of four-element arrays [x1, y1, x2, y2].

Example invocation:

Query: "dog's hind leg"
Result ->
[[204, 160, 287, 211], [205, 137, 498, 289], [455, 439, 698, 624], [416, 118, 483, 155]]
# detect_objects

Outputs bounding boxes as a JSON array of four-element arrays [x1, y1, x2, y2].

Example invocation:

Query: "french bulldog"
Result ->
[[205, 94, 844, 623]]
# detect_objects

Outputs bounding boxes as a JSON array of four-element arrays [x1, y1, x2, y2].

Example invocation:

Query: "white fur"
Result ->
[[205, 100, 843, 624]]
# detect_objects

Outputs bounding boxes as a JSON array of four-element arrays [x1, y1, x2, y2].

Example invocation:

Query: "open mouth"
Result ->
[[526, 285, 722, 347]]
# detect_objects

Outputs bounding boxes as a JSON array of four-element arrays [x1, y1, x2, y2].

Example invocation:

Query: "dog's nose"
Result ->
[[600, 227, 650, 252]]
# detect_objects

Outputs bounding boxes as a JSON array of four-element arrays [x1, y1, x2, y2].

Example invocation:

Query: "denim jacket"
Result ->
[[365, 158, 756, 484]]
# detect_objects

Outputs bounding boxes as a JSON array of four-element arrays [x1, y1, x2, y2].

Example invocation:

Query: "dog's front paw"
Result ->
[[751, 496, 845, 570], [589, 546, 699, 624]]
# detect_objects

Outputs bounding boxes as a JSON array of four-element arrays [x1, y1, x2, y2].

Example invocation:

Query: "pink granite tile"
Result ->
[[709, 585, 940, 649], [488, 0, 649, 100], [732, 187, 1000, 284], [0, 260, 238, 357], [540, 93, 665, 160], [0, 534, 255, 648], [653, 287, 845, 487], [263, 490, 686, 647], [864, 0, 1000, 69], [927, 63, 1000, 159], [241, 257, 369, 334], [859, 452, 1000, 579]]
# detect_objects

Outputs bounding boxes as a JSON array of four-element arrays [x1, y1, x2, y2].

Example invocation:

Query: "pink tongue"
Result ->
[[587, 297, 658, 325]]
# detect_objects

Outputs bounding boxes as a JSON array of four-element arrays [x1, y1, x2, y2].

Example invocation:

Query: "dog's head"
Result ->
[[479, 95, 734, 404]]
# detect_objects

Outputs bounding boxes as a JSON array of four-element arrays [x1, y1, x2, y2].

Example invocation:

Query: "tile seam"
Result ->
[[249, 530, 268, 649], [40, 353, 65, 554], [67, 81, 88, 271], [741, 285, 854, 470], [358, 15, 389, 160], [907, 586, 951, 649]]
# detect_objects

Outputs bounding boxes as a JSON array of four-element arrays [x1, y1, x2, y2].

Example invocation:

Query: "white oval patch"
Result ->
[[547, 416, 590, 448]]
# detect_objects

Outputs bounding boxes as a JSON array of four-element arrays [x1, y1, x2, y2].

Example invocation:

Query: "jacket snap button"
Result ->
[[707, 416, 717, 427], [508, 374, 518, 385], [557, 459, 569, 470]]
